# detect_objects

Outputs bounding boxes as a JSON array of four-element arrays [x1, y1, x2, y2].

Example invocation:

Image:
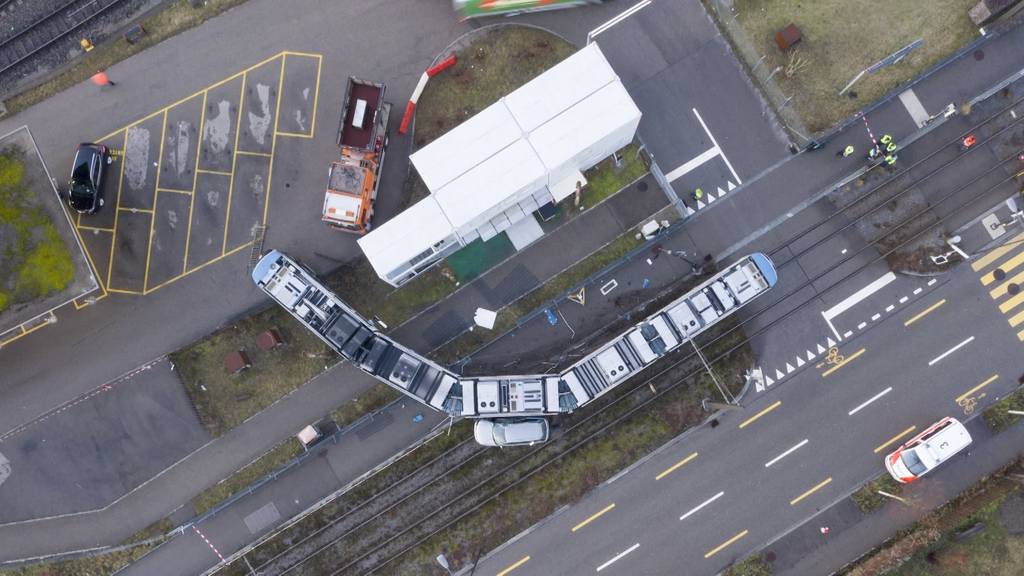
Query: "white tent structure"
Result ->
[[359, 43, 641, 287]]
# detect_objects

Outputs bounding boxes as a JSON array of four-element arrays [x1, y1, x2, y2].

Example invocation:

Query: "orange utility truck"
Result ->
[[322, 77, 392, 234]]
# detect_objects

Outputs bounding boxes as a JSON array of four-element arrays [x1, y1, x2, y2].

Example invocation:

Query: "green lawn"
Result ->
[[0, 152, 73, 312], [413, 26, 576, 148], [983, 386, 1024, 433], [852, 473, 904, 514], [192, 439, 303, 515], [887, 489, 1024, 576], [732, 0, 979, 132], [170, 306, 330, 438]]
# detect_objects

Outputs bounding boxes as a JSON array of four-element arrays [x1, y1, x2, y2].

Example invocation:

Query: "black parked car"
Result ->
[[67, 143, 110, 214]]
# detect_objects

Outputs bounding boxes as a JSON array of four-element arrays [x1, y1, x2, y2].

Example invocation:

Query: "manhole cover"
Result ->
[[636, 181, 648, 192], [994, 268, 1007, 281], [974, 50, 985, 61], [1008, 283, 1020, 295]]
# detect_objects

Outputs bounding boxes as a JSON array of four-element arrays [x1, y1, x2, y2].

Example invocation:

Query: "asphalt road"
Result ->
[[473, 233, 1023, 576]]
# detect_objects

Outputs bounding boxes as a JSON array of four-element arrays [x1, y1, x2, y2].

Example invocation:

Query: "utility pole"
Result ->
[[686, 333, 735, 405]]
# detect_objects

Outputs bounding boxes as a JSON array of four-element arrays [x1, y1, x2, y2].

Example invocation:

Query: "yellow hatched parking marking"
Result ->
[[222, 67, 251, 255], [182, 90, 207, 274], [142, 109, 168, 292], [105, 130, 128, 290], [262, 53, 288, 225]]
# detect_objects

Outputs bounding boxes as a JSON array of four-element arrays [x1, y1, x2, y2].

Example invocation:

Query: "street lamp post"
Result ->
[[436, 554, 453, 576]]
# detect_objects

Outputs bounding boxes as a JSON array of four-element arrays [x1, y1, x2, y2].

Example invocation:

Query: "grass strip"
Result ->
[[0, 518, 173, 576], [191, 438, 303, 516], [432, 229, 643, 364], [851, 473, 904, 514], [982, 386, 1024, 433], [3, 0, 252, 116], [839, 458, 1023, 576], [723, 554, 772, 576], [170, 305, 330, 438], [331, 384, 401, 430]]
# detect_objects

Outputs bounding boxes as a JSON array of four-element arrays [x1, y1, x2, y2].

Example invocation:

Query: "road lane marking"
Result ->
[[972, 231, 1024, 271], [874, 425, 916, 453], [596, 543, 640, 572], [822, 272, 897, 340], [822, 348, 866, 377], [927, 336, 974, 366], [587, 0, 651, 42], [956, 374, 999, 404], [738, 400, 781, 429], [680, 491, 725, 521], [904, 299, 946, 326], [572, 503, 616, 533], [496, 556, 530, 576], [998, 289, 1024, 313], [704, 530, 748, 559], [898, 89, 930, 128], [984, 251, 1024, 285], [192, 525, 225, 562], [655, 452, 698, 481], [765, 439, 808, 468], [848, 387, 893, 416], [1009, 308, 1024, 327], [790, 477, 833, 506], [693, 107, 741, 184], [666, 146, 719, 182]]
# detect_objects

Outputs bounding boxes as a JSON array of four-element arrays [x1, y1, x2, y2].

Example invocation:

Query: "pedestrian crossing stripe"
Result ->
[[981, 250, 1024, 285], [1008, 308, 1024, 327], [990, 268, 1024, 298], [998, 289, 1024, 314], [972, 231, 1024, 272]]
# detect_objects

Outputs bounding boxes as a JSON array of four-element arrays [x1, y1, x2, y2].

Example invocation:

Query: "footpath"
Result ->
[[11, 17, 1024, 576]]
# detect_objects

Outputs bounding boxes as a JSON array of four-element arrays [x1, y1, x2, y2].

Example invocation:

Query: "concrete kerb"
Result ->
[[455, 372, 754, 576], [744, 396, 1022, 575], [448, 199, 676, 370], [197, 410, 455, 576]]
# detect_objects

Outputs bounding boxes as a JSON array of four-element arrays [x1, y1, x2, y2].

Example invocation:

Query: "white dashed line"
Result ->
[[928, 336, 975, 367], [843, 331, 854, 338], [857, 322, 867, 330], [192, 525, 225, 562], [765, 439, 809, 468], [848, 387, 893, 416], [885, 305, 895, 312], [680, 491, 725, 521], [597, 543, 640, 572], [913, 287, 923, 295], [899, 296, 909, 304], [871, 313, 881, 321]]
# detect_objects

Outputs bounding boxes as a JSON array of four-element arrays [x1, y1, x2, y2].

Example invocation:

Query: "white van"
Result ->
[[885, 417, 972, 483]]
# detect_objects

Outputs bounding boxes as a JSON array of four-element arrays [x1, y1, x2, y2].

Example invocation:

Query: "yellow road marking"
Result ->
[[262, 52, 287, 225], [821, 348, 865, 378], [790, 477, 833, 506], [117, 207, 154, 213], [972, 232, 1024, 272], [496, 556, 530, 576], [956, 374, 998, 404], [738, 400, 781, 429], [991, 269, 1024, 298], [157, 187, 193, 195], [904, 299, 945, 327], [308, 53, 321, 138], [1018, 328, 1024, 341], [76, 225, 114, 232], [196, 168, 232, 176], [998, 290, 1024, 313], [235, 150, 272, 157], [1008, 308, 1024, 327], [283, 49, 323, 58], [142, 109, 168, 292], [572, 503, 615, 533], [655, 452, 698, 481], [704, 529, 748, 559], [222, 69, 249, 255], [874, 425, 916, 454], [105, 130, 128, 290], [106, 287, 144, 295], [183, 90, 207, 274], [981, 251, 1024, 285]]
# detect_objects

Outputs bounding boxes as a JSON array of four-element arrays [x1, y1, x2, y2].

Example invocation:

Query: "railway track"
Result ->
[[0, 0, 127, 76], [219, 98, 1024, 575]]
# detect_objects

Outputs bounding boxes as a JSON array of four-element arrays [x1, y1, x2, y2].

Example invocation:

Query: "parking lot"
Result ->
[[71, 51, 322, 295]]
